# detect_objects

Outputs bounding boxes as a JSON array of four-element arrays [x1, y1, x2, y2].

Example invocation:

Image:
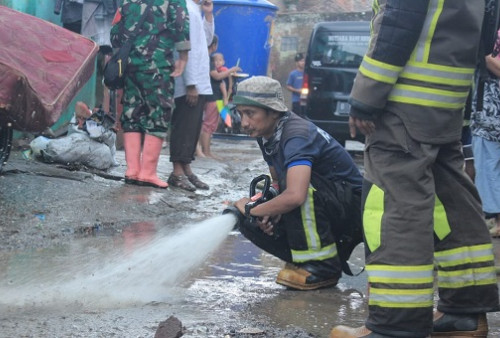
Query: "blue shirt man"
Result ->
[[286, 52, 305, 117]]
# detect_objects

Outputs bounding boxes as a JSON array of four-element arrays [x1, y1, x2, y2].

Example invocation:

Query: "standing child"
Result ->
[[213, 52, 231, 103], [198, 47, 241, 159]]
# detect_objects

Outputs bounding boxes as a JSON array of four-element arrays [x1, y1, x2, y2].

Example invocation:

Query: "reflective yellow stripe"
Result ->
[[359, 56, 403, 84], [366, 264, 434, 284], [301, 185, 320, 249], [363, 184, 383, 252], [392, 0, 473, 108], [438, 266, 497, 288], [291, 242, 337, 262], [369, 1, 377, 34], [435, 244, 495, 267], [367, 265, 434, 307], [389, 84, 469, 108], [433, 195, 451, 240], [412, 0, 443, 63], [369, 287, 434, 308], [292, 185, 337, 262], [401, 62, 474, 86], [372, 0, 379, 17]]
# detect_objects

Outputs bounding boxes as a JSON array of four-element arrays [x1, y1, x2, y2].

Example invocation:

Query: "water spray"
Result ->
[[0, 176, 279, 307]]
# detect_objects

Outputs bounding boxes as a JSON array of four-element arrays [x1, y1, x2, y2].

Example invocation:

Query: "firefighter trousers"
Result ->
[[362, 112, 499, 337], [238, 176, 357, 278]]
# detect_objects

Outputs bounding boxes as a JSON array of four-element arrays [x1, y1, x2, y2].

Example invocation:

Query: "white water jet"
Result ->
[[0, 214, 237, 307]]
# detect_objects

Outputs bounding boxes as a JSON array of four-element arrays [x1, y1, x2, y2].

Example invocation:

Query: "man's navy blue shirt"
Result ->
[[258, 113, 362, 189]]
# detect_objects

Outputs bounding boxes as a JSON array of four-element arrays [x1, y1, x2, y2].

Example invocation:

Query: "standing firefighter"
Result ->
[[331, 1, 500, 337], [232, 76, 363, 291], [110, 0, 190, 188]]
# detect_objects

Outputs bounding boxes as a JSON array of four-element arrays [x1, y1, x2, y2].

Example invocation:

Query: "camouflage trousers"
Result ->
[[120, 65, 174, 139]]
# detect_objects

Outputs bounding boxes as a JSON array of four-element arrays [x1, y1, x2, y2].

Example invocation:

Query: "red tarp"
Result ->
[[0, 6, 99, 132]]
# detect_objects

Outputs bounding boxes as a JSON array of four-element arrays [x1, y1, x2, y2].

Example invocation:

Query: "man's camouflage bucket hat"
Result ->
[[232, 76, 289, 112]]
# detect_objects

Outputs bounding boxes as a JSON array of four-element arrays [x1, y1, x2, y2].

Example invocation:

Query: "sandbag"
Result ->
[[31, 133, 115, 170]]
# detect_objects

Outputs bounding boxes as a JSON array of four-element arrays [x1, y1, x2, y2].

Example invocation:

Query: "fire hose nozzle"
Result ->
[[223, 174, 279, 229], [222, 205, 245, 229]]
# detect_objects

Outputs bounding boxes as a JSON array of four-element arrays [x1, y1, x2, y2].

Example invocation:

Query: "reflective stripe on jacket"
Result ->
[[349, 0, 484, 144]]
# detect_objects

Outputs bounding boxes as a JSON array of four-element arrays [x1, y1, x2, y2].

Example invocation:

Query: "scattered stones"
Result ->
[[154, 316, 183, 338]]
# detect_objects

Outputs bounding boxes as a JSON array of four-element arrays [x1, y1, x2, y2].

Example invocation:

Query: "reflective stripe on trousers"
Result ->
[[290, 185, 338, 262]]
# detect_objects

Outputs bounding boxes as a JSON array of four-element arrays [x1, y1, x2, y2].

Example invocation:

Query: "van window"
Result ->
[[310, 32, 370, 68]]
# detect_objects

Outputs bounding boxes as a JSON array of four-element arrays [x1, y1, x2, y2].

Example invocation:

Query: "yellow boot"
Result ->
[[276, 263, 340, 290]]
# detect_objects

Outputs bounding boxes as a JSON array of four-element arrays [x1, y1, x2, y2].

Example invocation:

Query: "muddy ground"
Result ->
[[0, 136, 499, 337]]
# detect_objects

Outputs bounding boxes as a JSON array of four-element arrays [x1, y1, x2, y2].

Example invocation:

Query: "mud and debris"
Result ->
[[0, 137, 499, 337]]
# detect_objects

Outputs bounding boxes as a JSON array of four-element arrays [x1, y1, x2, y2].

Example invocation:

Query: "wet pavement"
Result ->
[[0, 137, 499, 337]]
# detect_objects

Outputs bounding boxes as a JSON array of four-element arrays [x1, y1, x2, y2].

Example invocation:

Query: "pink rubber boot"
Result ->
[[137, 134, 168, 188], [123, 132, 142, 183]]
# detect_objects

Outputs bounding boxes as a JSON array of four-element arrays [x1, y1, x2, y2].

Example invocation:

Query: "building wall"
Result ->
[[269, 10, 371, 109], [267, 0, 371, 13]]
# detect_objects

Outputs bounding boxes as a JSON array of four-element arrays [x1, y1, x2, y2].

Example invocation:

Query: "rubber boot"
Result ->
[[123, 132, 142, 183], [137, 134, 168, 188]]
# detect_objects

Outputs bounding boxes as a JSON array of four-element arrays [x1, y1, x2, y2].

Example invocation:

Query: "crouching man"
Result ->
[[233, 76, 363, 290]]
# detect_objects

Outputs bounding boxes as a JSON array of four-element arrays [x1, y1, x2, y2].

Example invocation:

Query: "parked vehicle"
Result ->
[[301, 21, 370, 146]]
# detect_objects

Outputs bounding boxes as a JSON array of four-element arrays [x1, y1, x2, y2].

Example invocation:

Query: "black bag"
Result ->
[[103, 2, 152, 90], [103, 40, 133, 90]]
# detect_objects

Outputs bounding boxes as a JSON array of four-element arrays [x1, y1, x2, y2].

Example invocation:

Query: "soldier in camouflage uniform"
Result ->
[[110, 0, 190, 188]]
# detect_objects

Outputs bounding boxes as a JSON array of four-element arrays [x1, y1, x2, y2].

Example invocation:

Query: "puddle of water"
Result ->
[[0, 211, 376, 337], [0, 214, 238, 307]]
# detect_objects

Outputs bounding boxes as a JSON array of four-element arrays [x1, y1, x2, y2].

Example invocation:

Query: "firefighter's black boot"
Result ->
[[432, 311, 488, 337]]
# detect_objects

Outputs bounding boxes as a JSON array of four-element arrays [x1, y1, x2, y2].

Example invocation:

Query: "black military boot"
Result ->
[[432, 311, 488, 337]]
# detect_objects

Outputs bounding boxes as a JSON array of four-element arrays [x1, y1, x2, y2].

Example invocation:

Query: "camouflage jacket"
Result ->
[[110, 0, 190, 70]]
